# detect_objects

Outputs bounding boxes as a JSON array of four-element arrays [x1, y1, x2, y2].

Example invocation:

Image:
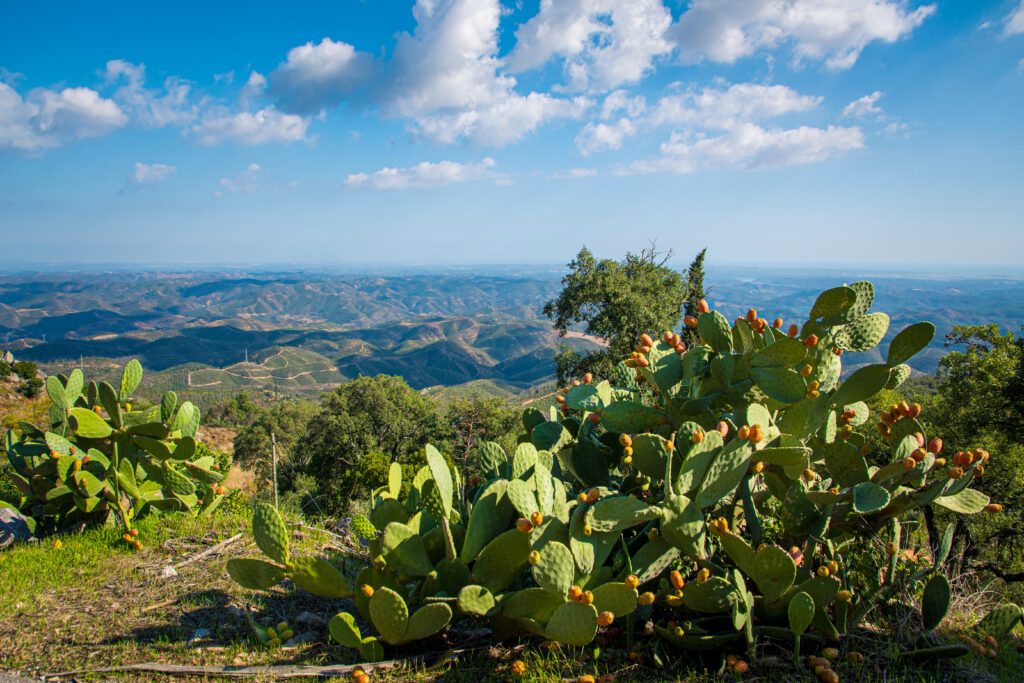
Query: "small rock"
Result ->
[[189, 628, 212, 643], [161, 566, 179, 579], [0, 508, 34, 549], [294, 611, 326, 628], [283, 631, 316, 648]]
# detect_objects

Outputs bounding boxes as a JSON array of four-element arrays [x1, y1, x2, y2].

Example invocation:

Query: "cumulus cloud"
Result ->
[[626, 123, 864, 174], [268, 38, 373, 114], [0, 82, 127, 151], [842, 90, 884, 118], [345, 157, 499, 189], [215, 162, 263, 195], [1005, 1, 1024, 36], [508, 0, 673, 91], [670, 0, 935, 70], [387, 0, 591, 146], [192, 107, 309, 145], [104, 60, 195, 128], [576, 81, 822, 155], [576, 118, 637, 155], [121, 162, 176, 193]]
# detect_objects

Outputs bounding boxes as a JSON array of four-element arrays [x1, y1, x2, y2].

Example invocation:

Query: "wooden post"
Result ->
[[271, 432, 279, 508]]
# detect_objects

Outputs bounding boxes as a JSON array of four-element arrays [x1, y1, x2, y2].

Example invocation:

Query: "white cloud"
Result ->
[[1005, 1, 1024, 36], [508, 0, 673, 91], [552, 167, 598, 179], [345, 157, 498, 189], [215, 162, 263, 195], [576, 118, 637, 155], [626, 122, 864, 174], [670, 0, 936, 70], [576, 81, 822, 155], [192, 107, 309, 145], [648, 82, 821, 128], [842, 90, 884, 118], [268, 38, 373, 114], [387, 0, 591, 146], [0, 82, 127, 151], [132, 162, 176, 184], [601, 90, 647, 120], [104, 60, 194, 128], [122, 162, 176, 192]]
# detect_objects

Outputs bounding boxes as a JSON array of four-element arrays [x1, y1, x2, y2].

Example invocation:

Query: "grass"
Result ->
[[3, 505, 1024, 682]]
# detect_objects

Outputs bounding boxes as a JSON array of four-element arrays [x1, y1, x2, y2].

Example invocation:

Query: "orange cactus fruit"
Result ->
[[663, 331, 675, 344], [949, 467, 964, 479], [568, 585, 584, 602], [683, 315, 698, 328], [909, 403, 922, 417], [530, 511, 544, 527], [577, 492, 588, 503], [733, 660, 749, 674], [912, 448, 927, 462], [625, 574, 639, 589], [578, 676, 596, 683], [588, 413, 601, 423], [581, 590, 595, 605], [751, 461, 765, 474], [360, 584, 375, 598], [817, 566, 830, 577], [928, 437, 943, 454], [573, 379, 581, 387], [716, 421, 729, 438], [582, 372, 593, 384], [638, 357, 650, 367], [837, 590, 853, 602], [674, 342, 686, 353], [129, 528, 139, 537], [638, 591, 655, 606], [670, 570, 685, 590], [697, 299, 710, 314], [902, 457, 917, 471], [586, 488, 600, 504], [511, 660, 527, 676], [640, 334, 654, 347], [833, 347, 843, 356], [898, 401, 911, 417], [804, 334, 819, 348], [788, 324, 799, 337], [772, 317, 783, 329], [556, 395, 566, 404], [516, 518, 534, 534], [596, 611, 615, 627], [619, 433, 632, 447], [886, 541, 898, 556], [800, 364, 813, 377], [985, 503, 1003, 513], [696, 568, 710, 583], [692, 429, 704, 444], [746, 308, 758, 322], [737, 425, 750, 440]]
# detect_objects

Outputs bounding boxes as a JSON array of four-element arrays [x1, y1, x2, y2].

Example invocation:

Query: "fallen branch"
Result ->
[[157, 533, 243, 573], [43, 647, 482, 680]]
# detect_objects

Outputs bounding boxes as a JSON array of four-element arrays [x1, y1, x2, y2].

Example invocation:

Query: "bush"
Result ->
[[16, 377, 42, 398], [12, 361, 38, 382], [0, 359, 11, 379]]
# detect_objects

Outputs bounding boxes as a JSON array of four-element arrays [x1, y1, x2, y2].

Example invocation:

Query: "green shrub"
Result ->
[[12, 361, 38, 382], [228, 281, 1009, 665]]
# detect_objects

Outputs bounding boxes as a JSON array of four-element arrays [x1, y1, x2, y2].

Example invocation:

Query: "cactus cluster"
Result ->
[[228, 282, 1006, 672], [3, 360, 224, 539]]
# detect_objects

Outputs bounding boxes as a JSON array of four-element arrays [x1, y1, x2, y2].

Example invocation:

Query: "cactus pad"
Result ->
[[226, 558, 284, 590], [835, 312, 890, 352], [591, 581, 638, 617], [253, 503, 289, 565], [369, 586, 410, 645], [788, 591, 815, 636], [682, 577, 738, 613], [472, 529, 531, 593], [404, 602, 453, 642], [531, 541, 575, 595], [934, 488, 989, 514], [382, 522, 434, 576], [697, 311, 733, 353], [887, 322, 936, 367], [978, 603, 1023, 637], [461, 479, 514, 562], [545, 601, 599, 646], [288, 556, 352, 598], [457, 584, 497, 616], [585, 496, 661, 533], [328, 611, 364, 650], [921, 574, 951, 631], [852, 482, 892, 514]]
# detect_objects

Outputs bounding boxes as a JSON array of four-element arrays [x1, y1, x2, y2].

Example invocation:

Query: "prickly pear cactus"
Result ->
[[4, 359, 223, 542], [223, 281, 1003, 664]]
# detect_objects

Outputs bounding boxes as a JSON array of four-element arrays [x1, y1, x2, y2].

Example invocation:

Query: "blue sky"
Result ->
[[0, 0, 1022, 267]]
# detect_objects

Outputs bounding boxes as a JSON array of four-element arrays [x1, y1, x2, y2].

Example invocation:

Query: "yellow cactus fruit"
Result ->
[[583, 523, 593, 536], [578, 676, 596, 683], [638, 591, 655, 606], [696, 568, 710, 583], [817, 566, 830, 577], [625, 574, 639, 589], [828, 560, 839, 573], [596, 611, 615, 627], [581, 590, 595, 605], [529, 550, 541, 565], [822, 647, 839, 660], [577, 492, 588, 503], [886, 541, 898, 556], [619, 433, 632, 447], [837, 590, 853, 602], [361, 584, 374, 598], [846, 652, 865, 663], [751, 461, 765, 474]]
